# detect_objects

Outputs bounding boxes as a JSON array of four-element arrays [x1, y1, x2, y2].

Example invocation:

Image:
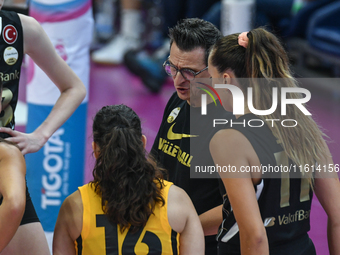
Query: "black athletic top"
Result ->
[[217, 113, 314, 254], [151, 92, 234, 254], [0, 11, 40, 226], [0, 10, 24, 135]]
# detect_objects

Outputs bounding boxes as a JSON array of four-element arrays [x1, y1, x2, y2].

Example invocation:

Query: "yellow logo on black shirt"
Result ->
[[167, 123, 198, 140], [158, 137, 193, 167], [167, 107, 180, 123]]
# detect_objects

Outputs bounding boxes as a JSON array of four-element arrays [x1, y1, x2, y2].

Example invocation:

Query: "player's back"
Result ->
[[76, 180, 179, 255], [217, 113, 314, 255]]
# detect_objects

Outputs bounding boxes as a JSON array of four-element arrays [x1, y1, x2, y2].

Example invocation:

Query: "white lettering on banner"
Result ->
[[41, 128, 64, 209]]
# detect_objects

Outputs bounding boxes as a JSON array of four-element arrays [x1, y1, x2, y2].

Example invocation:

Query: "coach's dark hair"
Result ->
[[91, 104, 165, 233], [169, 18, 222, 65]]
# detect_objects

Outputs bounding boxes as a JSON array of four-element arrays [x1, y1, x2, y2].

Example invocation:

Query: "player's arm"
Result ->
[[53, 190, 83, 255], [0, 14, 86, 155], [199, 204, 223, 235], [210, 129, 269, 255], [0, 143, 26, 252], [167, 185, 205, 254], [313, 145, 340, 255]]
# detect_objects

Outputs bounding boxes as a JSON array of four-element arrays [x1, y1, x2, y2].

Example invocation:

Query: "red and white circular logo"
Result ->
[[3, 25, 18, 44]]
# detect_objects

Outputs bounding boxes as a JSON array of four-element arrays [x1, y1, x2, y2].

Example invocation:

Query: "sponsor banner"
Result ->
[[26, 103, 87, 231], [26, 7, 92, 105], [30, 0, 92, 23], [25, 3, 93, 236]]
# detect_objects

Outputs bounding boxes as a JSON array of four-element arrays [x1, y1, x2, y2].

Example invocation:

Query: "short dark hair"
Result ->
[[169, 18, 222, 65]]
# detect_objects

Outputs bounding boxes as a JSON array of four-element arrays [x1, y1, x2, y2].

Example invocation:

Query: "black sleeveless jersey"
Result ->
[[151, 92, 233, 215], [217, 114, 313, 253], [0, 10, 24, 133], [151, 92, 234, 254]]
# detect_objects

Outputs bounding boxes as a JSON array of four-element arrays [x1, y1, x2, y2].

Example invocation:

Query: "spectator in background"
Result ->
[[124, 0, 221, 93], [255, 0, 322, 36], [255, 0, 294, 32], [92, 0, 143, 65], [5, 0, 26, 7]]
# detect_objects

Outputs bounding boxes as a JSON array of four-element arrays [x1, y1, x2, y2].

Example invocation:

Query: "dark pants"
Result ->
[[162, 0, 221, 37], [255, 0, 294, 30]]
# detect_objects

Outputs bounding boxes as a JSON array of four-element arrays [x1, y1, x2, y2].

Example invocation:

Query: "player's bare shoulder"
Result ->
[[17, 14, 44, 55], [167, 185, 192, 233], [0, 140, 22, 160], [17, 13, 39, 31]]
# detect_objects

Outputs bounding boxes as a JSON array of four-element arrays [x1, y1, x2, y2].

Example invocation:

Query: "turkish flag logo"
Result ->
[[3, 25, 18, 44]]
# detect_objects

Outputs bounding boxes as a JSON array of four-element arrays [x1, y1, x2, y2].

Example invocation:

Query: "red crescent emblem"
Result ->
[[3, 25, 18, 44]]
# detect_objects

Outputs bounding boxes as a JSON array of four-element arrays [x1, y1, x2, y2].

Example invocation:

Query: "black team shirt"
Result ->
[[0, 10, 24, 137], [151, 92, 234, 254]]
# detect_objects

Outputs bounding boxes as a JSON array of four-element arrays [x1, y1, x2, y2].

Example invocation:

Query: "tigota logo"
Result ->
[[41, 128, 65, 209]]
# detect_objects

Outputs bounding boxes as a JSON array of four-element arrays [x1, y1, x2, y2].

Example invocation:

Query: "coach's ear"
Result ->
[[92, 142, 100, 159]]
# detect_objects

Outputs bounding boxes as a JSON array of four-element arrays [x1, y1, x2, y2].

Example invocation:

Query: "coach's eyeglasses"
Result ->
[[163, 57, 208, 81]]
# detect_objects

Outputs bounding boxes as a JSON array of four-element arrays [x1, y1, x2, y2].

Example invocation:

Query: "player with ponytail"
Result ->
[[209, 28, 340, 255]]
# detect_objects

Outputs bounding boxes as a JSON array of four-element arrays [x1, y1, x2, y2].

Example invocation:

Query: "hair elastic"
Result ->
[[238, 31, 249, 48]]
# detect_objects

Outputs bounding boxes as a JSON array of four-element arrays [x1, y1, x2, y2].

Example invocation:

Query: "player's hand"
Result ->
[[0, 127, 46, 155]]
